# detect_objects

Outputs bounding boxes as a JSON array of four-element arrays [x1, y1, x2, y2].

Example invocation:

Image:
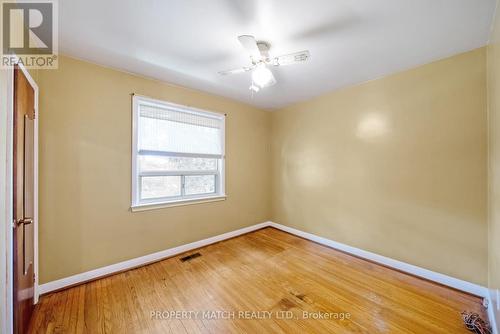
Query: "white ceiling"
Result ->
[[60, 0, 496, 109]]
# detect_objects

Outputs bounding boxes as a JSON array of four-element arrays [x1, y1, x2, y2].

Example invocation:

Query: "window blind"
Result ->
[[138, 103, 223, 157]]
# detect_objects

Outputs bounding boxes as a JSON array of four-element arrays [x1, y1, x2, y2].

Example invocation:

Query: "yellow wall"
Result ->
[[271, 48, 488, 285], [37, 56, 271, 283], [39, 49, 489, 286], [488, 7, 500, 293]]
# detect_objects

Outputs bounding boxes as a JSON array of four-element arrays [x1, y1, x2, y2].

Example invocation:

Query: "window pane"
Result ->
[[185, 175, 216, 195], [139, 155, 217, 172], [141, 176, 181, 200]]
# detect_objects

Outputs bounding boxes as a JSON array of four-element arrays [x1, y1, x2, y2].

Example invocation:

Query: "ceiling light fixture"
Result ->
[[252, 64, 274, 88], [249, 83, 260, 92], [218, 35, 310, 93]]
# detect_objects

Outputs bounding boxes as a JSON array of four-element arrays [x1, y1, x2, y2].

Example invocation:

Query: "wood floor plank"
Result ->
[[29, 227, 486, 334]]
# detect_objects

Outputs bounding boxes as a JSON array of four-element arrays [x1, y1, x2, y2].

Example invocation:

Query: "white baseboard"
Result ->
[[268, 222, 488, 298], [40, 220, 488, 297], [38, 222, 269, 295], [488, 289, 500, 334], [39, 220, 495, 332]]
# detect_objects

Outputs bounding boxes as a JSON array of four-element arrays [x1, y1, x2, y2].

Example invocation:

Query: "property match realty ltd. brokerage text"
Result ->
[[151, 310, 352, 321]]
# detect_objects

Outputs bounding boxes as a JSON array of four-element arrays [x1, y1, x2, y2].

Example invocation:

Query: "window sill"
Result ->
[[131, 195, 227, 212]]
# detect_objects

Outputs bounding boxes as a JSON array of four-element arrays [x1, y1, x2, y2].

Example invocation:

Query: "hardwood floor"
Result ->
[[29, 227, 486, 333]]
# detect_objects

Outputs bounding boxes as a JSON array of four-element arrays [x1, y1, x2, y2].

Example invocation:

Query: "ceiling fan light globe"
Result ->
[[252, 66, 273, 87], [249, 84, 260, 92]]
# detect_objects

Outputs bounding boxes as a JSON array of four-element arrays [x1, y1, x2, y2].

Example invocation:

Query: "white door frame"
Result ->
[[1, 60, 39, 334]]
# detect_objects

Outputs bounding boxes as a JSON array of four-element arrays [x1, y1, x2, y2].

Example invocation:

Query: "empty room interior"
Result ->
[[5, 0, 500, 333]]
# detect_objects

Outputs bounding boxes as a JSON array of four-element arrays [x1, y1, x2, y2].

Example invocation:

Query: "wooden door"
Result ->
[[13, 65, 36, 334]]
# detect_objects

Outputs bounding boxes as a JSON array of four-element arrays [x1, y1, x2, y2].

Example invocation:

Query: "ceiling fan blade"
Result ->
[[218, 66, 253, 76], [238, 35, 261, 59], [273, 50, 310, 66]]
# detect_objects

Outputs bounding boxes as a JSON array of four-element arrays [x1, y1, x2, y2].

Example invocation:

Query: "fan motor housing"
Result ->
[[256, 41, 270, 59]]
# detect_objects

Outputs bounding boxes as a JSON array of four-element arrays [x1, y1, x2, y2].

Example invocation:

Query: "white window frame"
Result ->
[[131, 95, 226, 211]]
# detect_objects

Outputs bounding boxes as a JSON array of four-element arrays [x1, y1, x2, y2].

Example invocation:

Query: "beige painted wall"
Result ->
[[39, 48, 488, 286], [271, 48, 488, 285], [37, 56, 271, 283], [488, 6, 500, 294]]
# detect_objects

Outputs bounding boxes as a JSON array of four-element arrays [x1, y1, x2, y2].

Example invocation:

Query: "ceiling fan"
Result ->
[[218, 35, 310, 92]]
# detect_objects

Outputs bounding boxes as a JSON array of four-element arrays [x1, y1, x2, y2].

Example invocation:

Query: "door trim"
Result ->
[[17, 62, 39, 306], [3, 58, 39, 334], [1, 64, 15, 334]]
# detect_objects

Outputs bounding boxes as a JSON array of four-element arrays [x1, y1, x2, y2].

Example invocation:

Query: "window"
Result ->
[[132, 95, 225, 210]]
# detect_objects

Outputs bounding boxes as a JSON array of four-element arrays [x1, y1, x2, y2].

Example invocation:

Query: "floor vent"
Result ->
[[180, 252, 201, 262]]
